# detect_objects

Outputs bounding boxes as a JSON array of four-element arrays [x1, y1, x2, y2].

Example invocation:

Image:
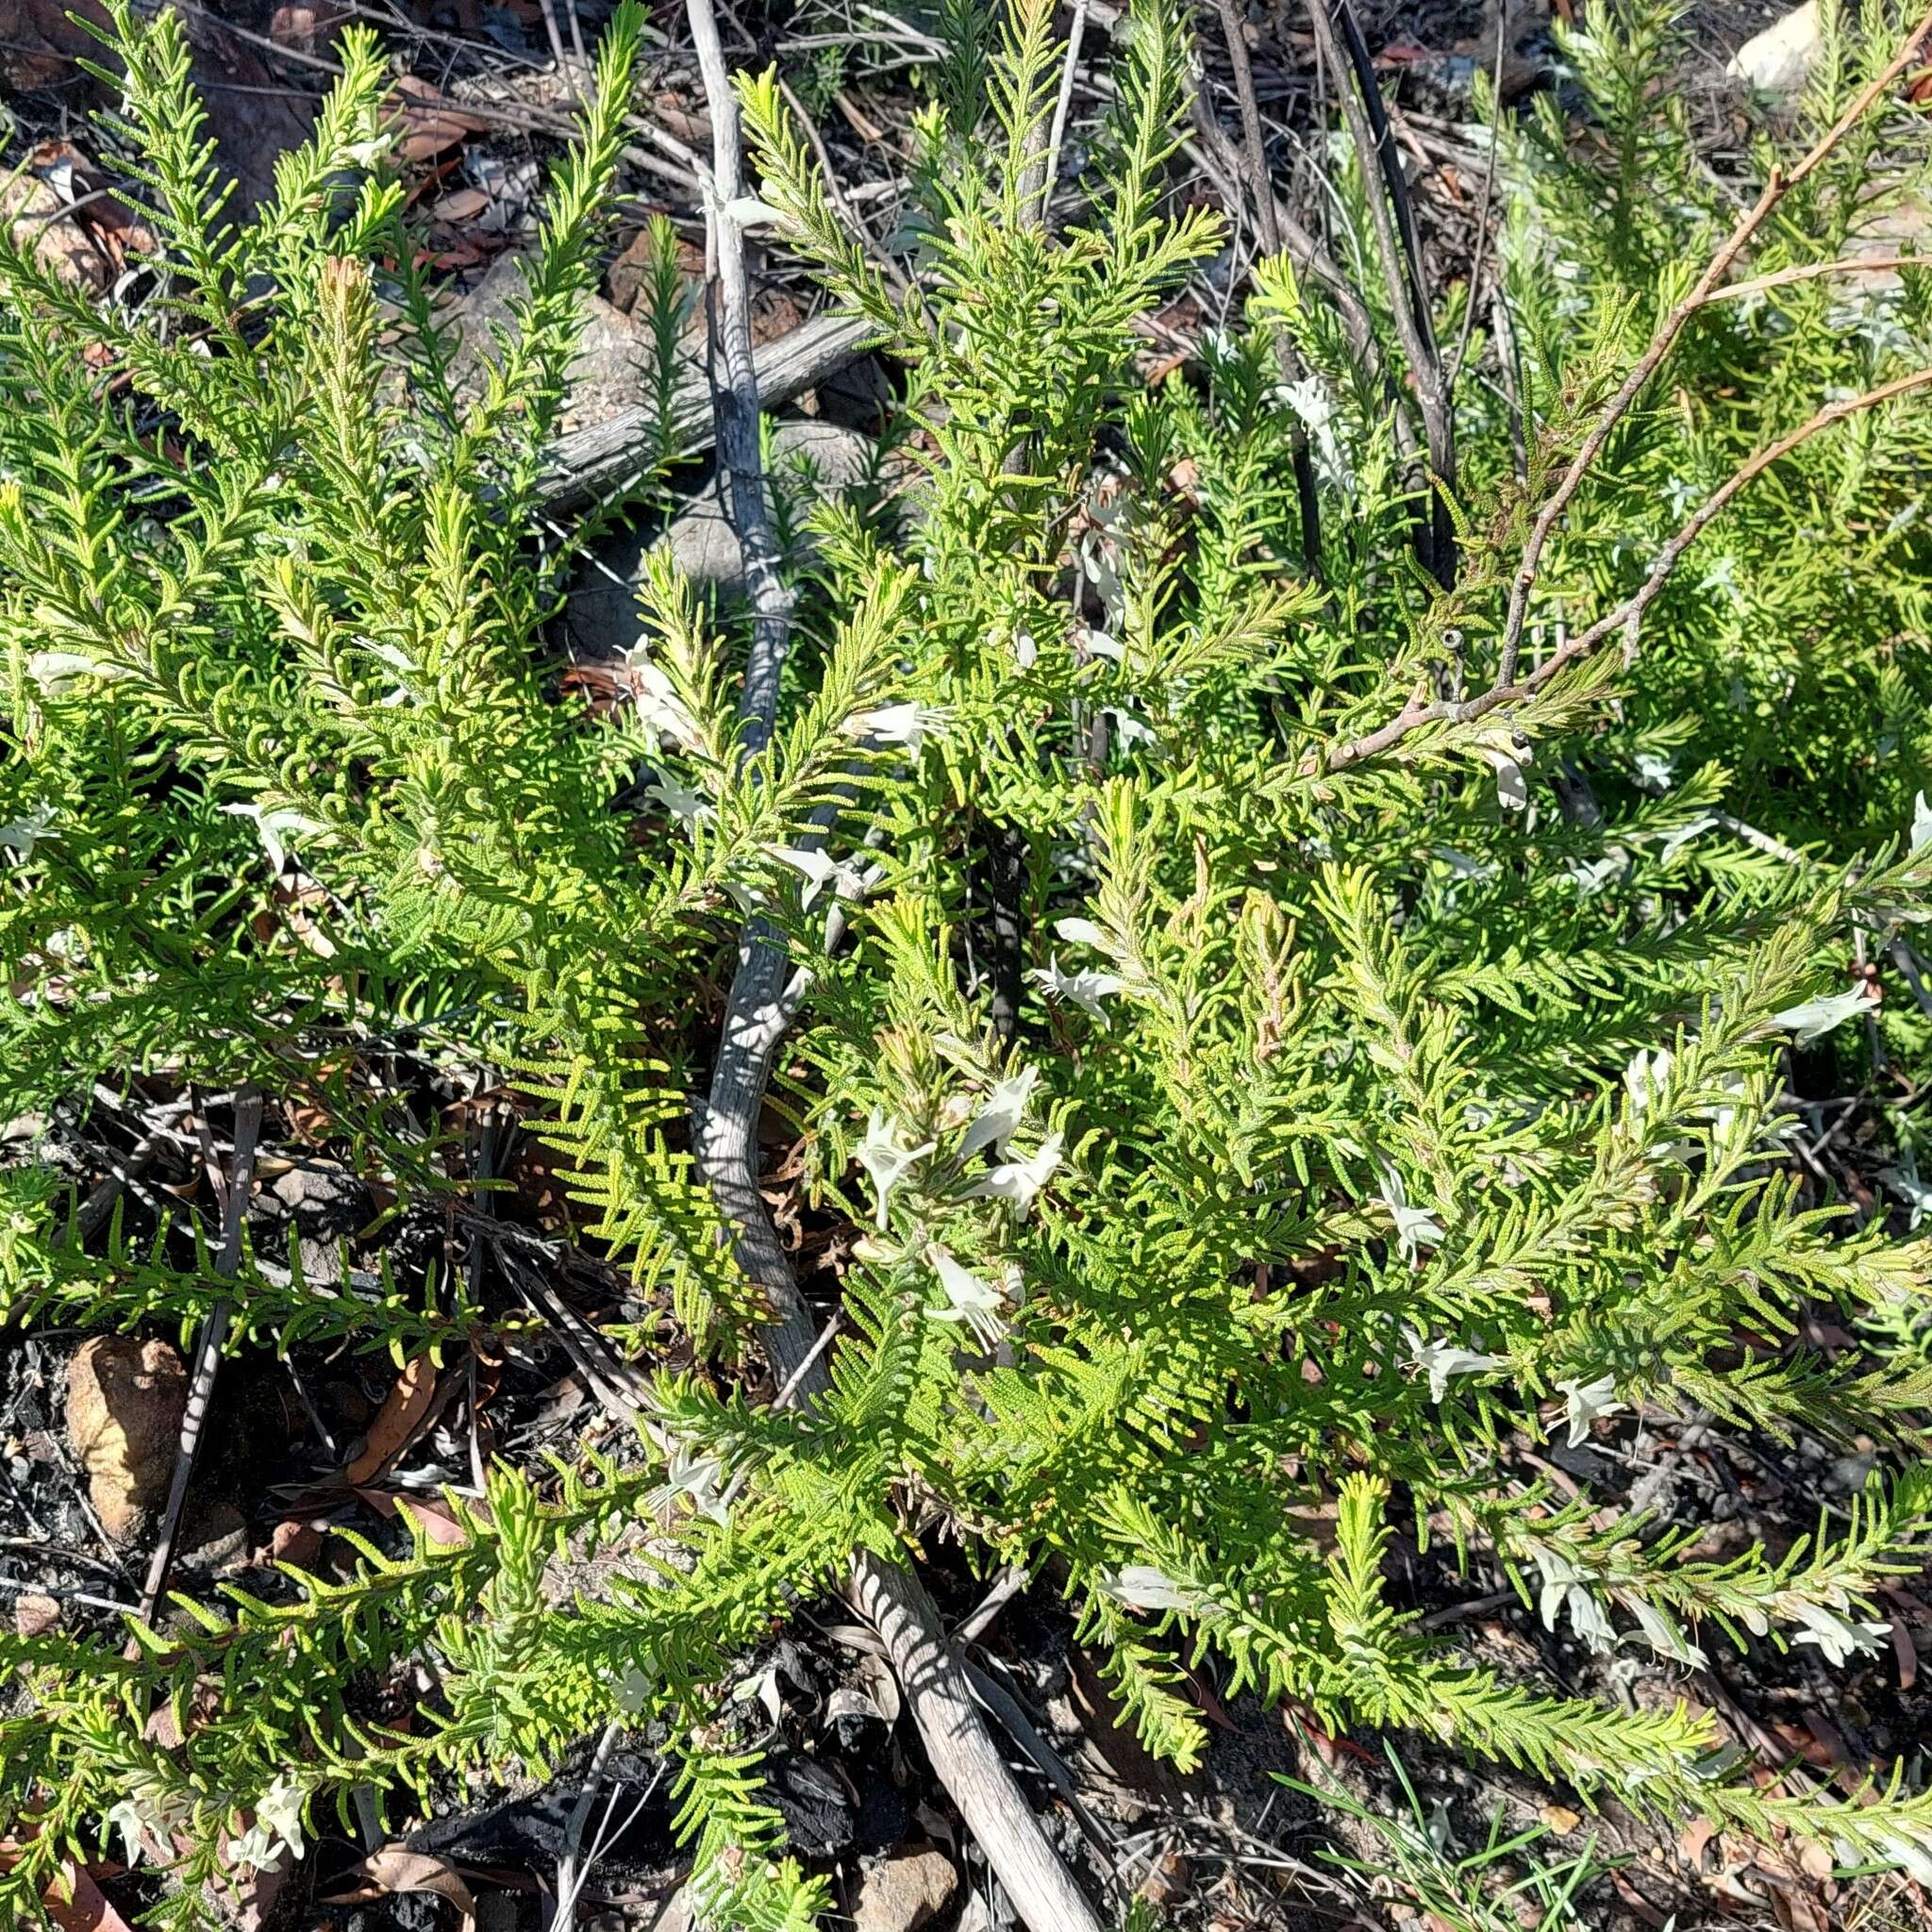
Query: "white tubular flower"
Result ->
[[0, 802, 55, 859], [1480, 744, 1529, 811], [1028, 956, 1122, 1023], [253, 1778, 308, 1862], [1377, 1163, 1442, 1264], [768, 845, 881, 910], [625, 652, 704, 751], [105, 1795, 158, 1868], [1408, 1334, 1505, 1404], [1556, 1373, 1625, 1447], [221, 803, 327, 876], [959, 1066, 1037, 1160], [1054, 916, 1109, 950], [1790, 1601, 1890, 1668], [1771, 983, 1878, 1046], [1102, 1564, 1216, 1615], [26, 650, 137, 695], [926, 1244, 1010, 1351], [843, 702, 947, 756], [962, 1131, 1063, 1221], [645, 772, 713, 826], [856, 1108, 937, 1228], [1622, 1047, 1674, 1116], [1630, 1598, 1707, 1670]]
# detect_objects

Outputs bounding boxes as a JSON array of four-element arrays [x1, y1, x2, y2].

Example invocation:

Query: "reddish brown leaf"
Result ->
[[391, 76, 490, 166], [355, 1486, 483, 1548], [268, 1518, 326, 1569], [34, 1865, 135, 1932], [1679, 1818, 1718, 1871], [431, 187, 490, 224], [344, 1356, 439, 1484], [321, 1847, 476, 1925], [1894, 1612, 1919, 1690], [1610, 1870, 1670, 1927]]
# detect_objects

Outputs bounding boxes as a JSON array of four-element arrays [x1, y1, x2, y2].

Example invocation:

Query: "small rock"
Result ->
[[261, 1161, 366, 1285], [1727, 1, 1822, 95], [1, 174, 104, 290], [564, 421, 877, 660], [454, 253, 655, 434], [12, 1591, 60, 1638], [851, 1846, 958, 1932], [64, 1335, 188, 1542]]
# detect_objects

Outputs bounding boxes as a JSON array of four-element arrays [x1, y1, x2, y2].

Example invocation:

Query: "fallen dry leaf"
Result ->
[[31, 1864, 136, 1932], [391, 75, 491, 167], [1893, 1611, 1918, 1690], [1679, 1816, 1718, 1871], [432, 187, 491, 225], [1796, 1839, 1836, 1881], [344, 1356, 439, 1484], [267, 1517, 326, 1569], [321, 1847, 476, 1926], [355, 1486, 481, 1548], [1610, 1869, 1670, 1927], [1539, 1802, 1582, 1834]]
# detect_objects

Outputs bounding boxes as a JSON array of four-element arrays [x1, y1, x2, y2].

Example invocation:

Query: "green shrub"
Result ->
[[2, 0, 1931, 1923]]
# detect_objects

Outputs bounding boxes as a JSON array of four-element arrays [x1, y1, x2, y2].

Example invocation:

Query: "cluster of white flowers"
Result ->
[[856, 1062, 1069, 1353], [106, 1775, 307, 1875]]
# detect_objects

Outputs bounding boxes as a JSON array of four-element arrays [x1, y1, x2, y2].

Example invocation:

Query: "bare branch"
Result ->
[[132, 1086, 262, 1635], [1494, 2, 1932, 682], [1207, 0, 1323, 563], [686, 0, 792, 757], [679, 0, 1107, 1920], [1709, 253, 1916, 305], [1320, 363, 1932, 774]]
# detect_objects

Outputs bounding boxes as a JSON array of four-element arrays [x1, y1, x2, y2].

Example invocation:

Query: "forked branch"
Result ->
[[1494, 2, 1932, 681], [682, 0, 1105, 1923], [1319, 362, 1932, 774]]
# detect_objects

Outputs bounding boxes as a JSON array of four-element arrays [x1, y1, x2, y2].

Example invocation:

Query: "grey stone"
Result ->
[[1726, 2, 1822, 95], [564, 421, 878, 662], [455, 253, 658, 435]]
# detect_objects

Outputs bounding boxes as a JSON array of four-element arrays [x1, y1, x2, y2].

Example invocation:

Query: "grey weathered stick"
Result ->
[[1207, 0, 1322, 564], [131, 1085, 262, 1635], [679, 0, 1105, 1922], [539, 310, 873, 513], [688, 0, 792, 750]]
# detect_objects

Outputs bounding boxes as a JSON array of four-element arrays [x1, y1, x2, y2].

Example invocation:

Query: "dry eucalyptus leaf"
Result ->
[[321, 1846, 476, 1926], [343, 1357, 440, 1484]]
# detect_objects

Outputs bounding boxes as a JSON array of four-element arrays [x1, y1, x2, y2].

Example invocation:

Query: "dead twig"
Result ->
[[1709, 253, 1917, 304], [130, 1085, 262, 1637], [1320, 362, 1932, 774], [1039, 0, 1091, 222], [679, 0, 1106, 1921], [1208, 0, 1322, 563], [1446, 3, 1507, 394], [1304, 0, 1457, 583]]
